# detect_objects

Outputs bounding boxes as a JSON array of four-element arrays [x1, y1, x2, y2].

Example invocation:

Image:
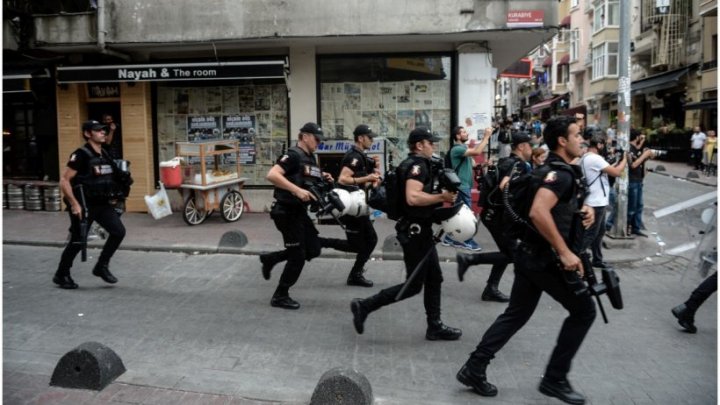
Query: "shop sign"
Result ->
[[88, 83, 120, 98], [57, 60, 287, 83], [316, 140, 385, 153], [506, 10, 544, 28]]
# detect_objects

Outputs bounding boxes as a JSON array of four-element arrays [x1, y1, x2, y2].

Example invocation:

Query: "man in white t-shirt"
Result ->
[[580, 133, 627, 268], [690, 126, 707, 170]]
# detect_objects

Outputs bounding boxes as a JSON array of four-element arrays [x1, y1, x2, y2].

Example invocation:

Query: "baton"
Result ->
[[394, 229, 444, 301]]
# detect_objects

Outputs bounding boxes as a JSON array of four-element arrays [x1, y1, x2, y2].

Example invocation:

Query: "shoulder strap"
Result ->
[[579, 154, 605, 195], [450, 145, 466, 172]]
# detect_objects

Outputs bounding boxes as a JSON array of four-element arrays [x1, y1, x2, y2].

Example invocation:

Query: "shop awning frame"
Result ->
[[3, 68, 50, 94], [56, 59, 289, 84], [530, 95, 563, 113], [631, 66, 689, 95], [683, 99, 718, 110]]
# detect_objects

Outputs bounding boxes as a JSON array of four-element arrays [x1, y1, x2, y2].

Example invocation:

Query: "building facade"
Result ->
[[3, 0, 559, 212]]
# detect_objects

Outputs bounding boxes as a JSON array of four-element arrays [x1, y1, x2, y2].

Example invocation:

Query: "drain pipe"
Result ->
[[97, 0, 130, 61]]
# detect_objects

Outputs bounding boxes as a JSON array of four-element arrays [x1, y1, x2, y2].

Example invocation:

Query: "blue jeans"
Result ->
[[459, 186, 472, 208], [627, 181, 644, 232], [605, 187, 617, 230]]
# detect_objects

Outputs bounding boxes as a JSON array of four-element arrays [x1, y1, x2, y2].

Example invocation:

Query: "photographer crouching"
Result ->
[[351, 127, 463, 341], [259, 122, 334, 310]]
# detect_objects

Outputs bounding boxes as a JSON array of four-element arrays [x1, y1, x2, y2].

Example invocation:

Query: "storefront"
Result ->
[[55, 59, 288, 212], [317, 54, 455, 166]]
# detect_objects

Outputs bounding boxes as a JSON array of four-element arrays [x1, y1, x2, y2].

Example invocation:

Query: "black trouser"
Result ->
[[458, 208, 512, 286], [691, 148, 704, 169], [469, 244, 596, 380], [362, 221, 444, 322], [685, 272, 717, 314], [320, 215, 378, 276], [580, 206, 606, 264], [269, 203, 321, 297], [57, 204, 126, 276]]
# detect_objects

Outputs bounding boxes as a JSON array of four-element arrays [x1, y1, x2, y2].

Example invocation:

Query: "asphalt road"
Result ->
[[3, 244, 716, 404]]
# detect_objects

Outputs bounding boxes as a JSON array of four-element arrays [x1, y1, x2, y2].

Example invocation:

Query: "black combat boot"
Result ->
[[53, 271, 78, 289], [456, 357, 498, 396], [538, 376, 586, 405], [259, 251, 287, 280], [426, 319, 462, 341], [671, 304, 697, 333], [350, 298, 369, 334], [347, 268, 373, 287], [270, 295, 300, 310], [456, 252, 474, 282], [481, 284, 510, 303], [92, 262, 118, 284]]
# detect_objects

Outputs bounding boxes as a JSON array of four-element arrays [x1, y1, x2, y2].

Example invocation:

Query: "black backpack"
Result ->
[[444, 145, 466, 172], [367, 160, 410, 221], [476, 163, 502, 210], [502, 161, 575, 240]]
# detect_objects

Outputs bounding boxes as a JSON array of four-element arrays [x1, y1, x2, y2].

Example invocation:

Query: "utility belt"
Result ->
[[271, 200, 306, 215], [395, 217, 432, 244], [73, 184, 125, 205]]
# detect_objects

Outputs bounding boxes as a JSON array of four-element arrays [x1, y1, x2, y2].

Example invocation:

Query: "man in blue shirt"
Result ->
[[444, 125, 491, 251]]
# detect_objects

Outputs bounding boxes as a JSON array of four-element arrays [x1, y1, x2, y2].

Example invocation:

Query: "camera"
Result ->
[[605, 148, 624, 165], [430, 155, 461, 192], [649, 149, 668, 158], [305, 180, 345, 216]]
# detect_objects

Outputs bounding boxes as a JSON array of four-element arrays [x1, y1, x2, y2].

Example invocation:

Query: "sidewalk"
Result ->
[[4, 159, 713, 265]]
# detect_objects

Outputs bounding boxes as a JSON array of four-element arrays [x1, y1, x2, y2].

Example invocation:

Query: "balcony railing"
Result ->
[[702, 60, 718, 71]]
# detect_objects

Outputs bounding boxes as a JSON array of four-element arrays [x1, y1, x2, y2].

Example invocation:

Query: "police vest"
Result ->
[[273, 146, 324, 206], [399, 154, 438, 221], [338, 146, 373, 192], [72, 146, 123, 203]]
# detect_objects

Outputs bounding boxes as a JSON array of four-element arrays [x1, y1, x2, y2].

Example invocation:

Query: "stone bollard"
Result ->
[[218, 230, 248, 249], [310, 367, 373, 405], [50, 342, 126, 390], [381, 235, 402, 260], [687, 171, 700, 179], [654, 165, 666, 172]]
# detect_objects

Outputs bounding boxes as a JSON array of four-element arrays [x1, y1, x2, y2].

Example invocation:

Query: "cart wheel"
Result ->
[[183, 195, 208, 225], [220, 190, 244, 222]]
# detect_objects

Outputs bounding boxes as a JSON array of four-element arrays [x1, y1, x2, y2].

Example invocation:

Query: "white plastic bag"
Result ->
[[144, 182, 173, 219]]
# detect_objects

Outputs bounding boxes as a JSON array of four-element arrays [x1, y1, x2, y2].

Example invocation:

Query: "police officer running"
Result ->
[[319, 124, 381, 287], [456, 131, 534, 302], [259, 122, 333, 310], [53, 120, 128, 289], [351, 127, 462, 341], [456, 116, 596, 404]]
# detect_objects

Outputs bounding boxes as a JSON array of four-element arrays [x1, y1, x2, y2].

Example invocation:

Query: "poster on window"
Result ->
[[222, 87, 240, 114], [187, 116, 221, 142], [206, 87, 223, 113], [254, 86, 272, 111]]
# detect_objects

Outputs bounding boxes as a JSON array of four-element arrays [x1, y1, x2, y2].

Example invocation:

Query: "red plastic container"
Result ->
[[159, 162, 182, 188]]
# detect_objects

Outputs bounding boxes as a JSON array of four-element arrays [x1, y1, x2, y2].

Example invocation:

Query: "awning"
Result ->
[[683, 99, 718, 110], [542, 57, 553, 67], [530, 95, 563, 113], [560, 15, 571, 28], [3, 67, 50, 93], [631, 67, 689, 95], [558, 54, 570, 65], [56, 59, 288, 84]]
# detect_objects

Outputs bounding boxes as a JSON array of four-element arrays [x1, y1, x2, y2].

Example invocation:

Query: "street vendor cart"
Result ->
[[174, 140, 247, 225]]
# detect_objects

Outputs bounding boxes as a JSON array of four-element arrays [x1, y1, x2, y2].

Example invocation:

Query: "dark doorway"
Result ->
[[88, 102, 123, 158]]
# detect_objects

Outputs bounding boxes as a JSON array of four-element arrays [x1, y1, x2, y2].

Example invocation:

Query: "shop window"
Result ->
[[156, 82, 288, 186], [318, 55, 452, 163]]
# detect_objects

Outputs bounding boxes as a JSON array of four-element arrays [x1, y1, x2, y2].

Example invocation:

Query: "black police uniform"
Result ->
[[319, 145, 378, 287], [261, 146, 324, 309], [457, 152, 596, 399], [351, 153, 462, 340], [457, 153, 532, 300], [54, 144, 127, 288]]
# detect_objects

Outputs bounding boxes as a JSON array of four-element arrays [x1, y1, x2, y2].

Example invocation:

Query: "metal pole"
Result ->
[[609, 0, 631, 239]]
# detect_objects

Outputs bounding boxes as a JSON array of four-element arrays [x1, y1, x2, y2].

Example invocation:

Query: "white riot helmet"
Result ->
[[347, 189, 370, 217], [329, 188, 353, 217], [440, 204, 477, 241]]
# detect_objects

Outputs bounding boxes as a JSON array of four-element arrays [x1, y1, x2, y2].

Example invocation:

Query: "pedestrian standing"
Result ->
[[53, 120, 128, 289], [351, 127, 462, 341], [690, 126, 707, 170], [456, 116, 597, 404], [579, 133, 626, 268], [443, 125, 491, 250]]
